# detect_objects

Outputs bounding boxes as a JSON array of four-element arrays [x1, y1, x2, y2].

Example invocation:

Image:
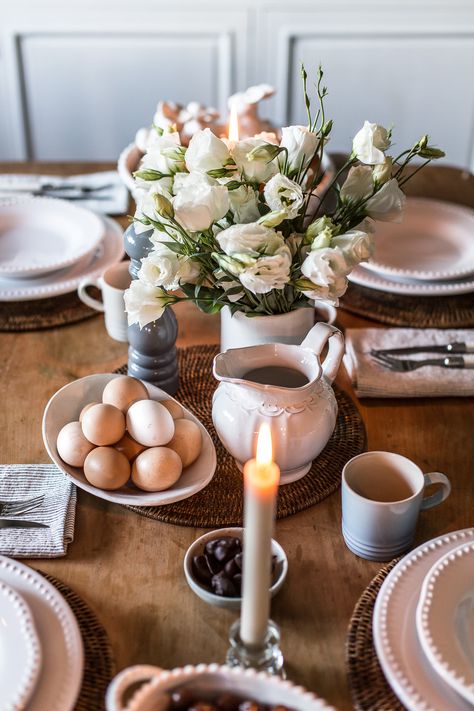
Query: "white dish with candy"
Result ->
[[42, 373, 217, 506]]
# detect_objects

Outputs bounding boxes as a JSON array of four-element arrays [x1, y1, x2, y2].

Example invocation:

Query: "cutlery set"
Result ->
[[0, 494, 48, 529], [371, 342, 474, 371], [0, 181, 113, 201]]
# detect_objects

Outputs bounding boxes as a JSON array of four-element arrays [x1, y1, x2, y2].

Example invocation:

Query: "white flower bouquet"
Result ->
[[125, 67, 444, 328]]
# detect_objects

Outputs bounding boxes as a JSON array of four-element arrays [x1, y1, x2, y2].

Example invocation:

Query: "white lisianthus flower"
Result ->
[[340, 165, 374, 202], [366, 179, 405, 222], [239, 246, 292, 294], [138, 244, 200, 291], [217, 223, 285, 258], [299, 247, 350, 304], [219, 179, 260, 223], [124, 280, 174, 329], [352, 121, 390, 164], [173, 172, 229, 231], [331, 230, 374, 267], [372, 156, 393, 185], [135, 132, 183, 186], [231, 138, 279, 183], [280, 125, 320, 174], [185, 128, 231, 174], [264, 173, 304, 219]]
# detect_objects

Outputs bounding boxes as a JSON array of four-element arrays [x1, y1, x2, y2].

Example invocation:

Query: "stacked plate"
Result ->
[[373, 528, 474, 710], [0, 555, 83, 709], [0, 197, 124, 301], [349, 198, 474, 296]]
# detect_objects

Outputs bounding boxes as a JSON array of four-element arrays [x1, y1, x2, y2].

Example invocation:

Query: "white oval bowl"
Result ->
[[184, 527, 288, 610], [106, 663, 334, 711]]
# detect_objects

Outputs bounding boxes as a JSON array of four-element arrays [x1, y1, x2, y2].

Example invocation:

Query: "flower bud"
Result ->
[[305, 216, 336, 242], [153, 193, 174, 219], [257, 209, 287, 228], [418, 146, 446, 160], [311, 228, 333, 250], [246, 143, 284, 162]]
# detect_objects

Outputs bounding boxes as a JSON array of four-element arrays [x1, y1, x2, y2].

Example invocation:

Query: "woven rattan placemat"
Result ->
[[41, 571, 115, 711], [0, 292, 99, 332], [340, 282, 474, 328], [346, 559, 403, 711], [116, 344, 366, 527]]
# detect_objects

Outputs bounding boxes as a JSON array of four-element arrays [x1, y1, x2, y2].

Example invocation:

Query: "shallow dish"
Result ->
[[42, 373, 217, 507], [106, 663, 333, 711], [348, 263, 474, 296], [184, 526, 288, 610], [0, 197, 104, 277]]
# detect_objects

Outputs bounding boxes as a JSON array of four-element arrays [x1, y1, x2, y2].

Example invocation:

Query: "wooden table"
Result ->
[[1, 162, 473, 710]]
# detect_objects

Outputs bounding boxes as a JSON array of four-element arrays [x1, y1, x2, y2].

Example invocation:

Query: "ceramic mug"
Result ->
[[341, 451, 451, 561], [77, 261, 130, 342]]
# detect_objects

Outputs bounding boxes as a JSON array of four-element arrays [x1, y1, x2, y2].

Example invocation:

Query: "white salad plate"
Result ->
[[0, 197, 104, 278], [42, 373, 217, 507], [0, 215, 124, 301], [416, 541, 474, 707], [0, 555, 83, 711], [365, 198, 474, 282], [0, 580, 42, 710], [373, 528, 474, 711], [348, 263, 474, 296]]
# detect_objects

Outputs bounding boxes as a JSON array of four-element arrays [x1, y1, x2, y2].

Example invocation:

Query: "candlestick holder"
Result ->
[[226, 619, 285, 677]]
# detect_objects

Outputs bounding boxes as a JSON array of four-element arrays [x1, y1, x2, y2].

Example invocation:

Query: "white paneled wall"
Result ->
[[1, 1, 474, 168]]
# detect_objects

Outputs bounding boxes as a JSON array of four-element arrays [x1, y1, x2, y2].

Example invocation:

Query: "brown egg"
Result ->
[[166, 418, 202, 468], [132, 447, 182, 492], [81, 403, 125, 446], [79, 402, 100, 422], [83, 447, 130, 489], [57, 421, 95, 467], [160, 399, 184, 420], [102, 376, 149, 413], [114, 432, 146, 462], [126, 400, 175, 447]]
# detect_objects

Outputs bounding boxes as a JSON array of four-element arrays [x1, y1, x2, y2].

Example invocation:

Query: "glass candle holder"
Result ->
[[226, 619, 285, 677]]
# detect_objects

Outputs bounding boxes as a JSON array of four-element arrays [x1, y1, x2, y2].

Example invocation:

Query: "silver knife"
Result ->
[[371, 341, 474, 356], [0, 519, 49, 529]]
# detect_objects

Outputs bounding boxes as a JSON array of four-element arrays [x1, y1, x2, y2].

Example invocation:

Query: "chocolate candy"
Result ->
[[162, 689, 296, 711]]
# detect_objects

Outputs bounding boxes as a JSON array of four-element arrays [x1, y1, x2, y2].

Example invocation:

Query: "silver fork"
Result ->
[[371, 352, 468, 372], [0, 494, 45, 517]]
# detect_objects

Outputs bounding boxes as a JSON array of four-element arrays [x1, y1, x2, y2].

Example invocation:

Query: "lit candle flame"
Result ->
[[256, 423, 272, 465], [228, 103, 240, 143]]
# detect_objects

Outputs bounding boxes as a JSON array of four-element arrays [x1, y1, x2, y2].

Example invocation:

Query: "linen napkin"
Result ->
[[344, 328, 474, 398], [0, 170, 129, 215], [0, 464, 76, 558]]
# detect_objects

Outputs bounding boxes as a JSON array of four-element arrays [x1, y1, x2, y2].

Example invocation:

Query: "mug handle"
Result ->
[[300, 322, 345, 384], [105, 665, 164, 711], [77, 278, 104, 312], [420, 472, 452, 510]]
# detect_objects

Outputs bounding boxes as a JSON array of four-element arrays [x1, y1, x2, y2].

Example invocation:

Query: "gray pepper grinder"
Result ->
[[124, 222, 179, 394]]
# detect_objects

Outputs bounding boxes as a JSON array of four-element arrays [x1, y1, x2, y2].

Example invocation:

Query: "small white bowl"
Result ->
[[184, 527, 288, 610]]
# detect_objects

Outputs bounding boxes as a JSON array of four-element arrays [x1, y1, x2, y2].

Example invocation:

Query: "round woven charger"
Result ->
[[40, 571, 115, 711], [340, 282, 474, 328], [346, 558, 403, 711], [0, 291, 99, 332], [117, 344, 366, 527]]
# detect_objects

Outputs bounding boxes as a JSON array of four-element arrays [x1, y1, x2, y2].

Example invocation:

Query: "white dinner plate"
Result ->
[[0, 215, 124, 301], [373, 528, 474, 711], [348, 263, 474, 296], [416, 541, 474, 706], [0, 197, 104, 277], [42, 373, 217, 507], [365, 198, 474, 281], [0, 556, 83, 711], [0, 580, 42, 710]]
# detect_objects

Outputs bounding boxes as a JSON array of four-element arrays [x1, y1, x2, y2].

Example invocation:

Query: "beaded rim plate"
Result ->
[[416, 541, 474, 706], [0, 580, 42, 710], [373, 528, 474, 711], [348, 264, 474, 296], [0, 556, 83, 711]]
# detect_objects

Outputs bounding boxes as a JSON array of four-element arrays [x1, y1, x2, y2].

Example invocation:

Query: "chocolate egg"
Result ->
[[126, 400, 174, 447], [57, 421, 95, 467], [131, 447, 182, 491], [81, 403, 126, 446], [83, 447, 130, 489], [102, 376, 149, 413], [166, 418, 202, 467]]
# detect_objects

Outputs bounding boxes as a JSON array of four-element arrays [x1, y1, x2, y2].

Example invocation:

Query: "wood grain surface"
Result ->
[[1, 162, 473, 710]]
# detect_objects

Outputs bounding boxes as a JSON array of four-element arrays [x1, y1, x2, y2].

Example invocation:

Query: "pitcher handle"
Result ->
[[300, 322, 344, 384], [105, 665, 164, 711]]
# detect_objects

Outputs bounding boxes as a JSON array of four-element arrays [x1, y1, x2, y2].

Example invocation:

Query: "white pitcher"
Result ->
[[212, 322, 345, 484]]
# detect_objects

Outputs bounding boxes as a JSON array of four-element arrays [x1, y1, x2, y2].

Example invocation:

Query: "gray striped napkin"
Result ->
[[0, 465, 76, 558]]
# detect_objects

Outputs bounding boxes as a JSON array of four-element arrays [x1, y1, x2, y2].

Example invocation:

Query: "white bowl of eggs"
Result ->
[[42, 374, 217, 506]]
